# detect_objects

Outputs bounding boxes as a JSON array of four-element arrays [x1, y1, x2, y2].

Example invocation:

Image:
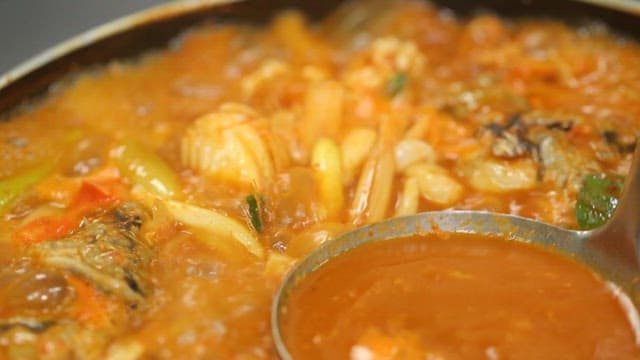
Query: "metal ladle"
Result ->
[[272, 144, 640, 359]]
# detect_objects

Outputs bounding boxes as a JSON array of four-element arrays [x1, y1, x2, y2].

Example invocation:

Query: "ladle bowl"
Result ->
[[272, 144, 640, 359]]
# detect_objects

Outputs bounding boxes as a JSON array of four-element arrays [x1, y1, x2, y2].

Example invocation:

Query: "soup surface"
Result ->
[[1, 0, 640, 358], [281, 233, 640, 359]]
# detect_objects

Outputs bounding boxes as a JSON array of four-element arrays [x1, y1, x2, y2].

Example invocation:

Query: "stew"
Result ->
[[1, 0, 640, 358]]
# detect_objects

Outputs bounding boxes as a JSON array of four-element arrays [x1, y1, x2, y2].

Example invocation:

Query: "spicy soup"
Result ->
[[1, 0, 640, 358], [281, 233, 640, 359]]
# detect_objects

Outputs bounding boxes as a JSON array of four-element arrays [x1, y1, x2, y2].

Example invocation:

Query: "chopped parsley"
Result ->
[[246, 194, 263, 232], [385, 72, 407, 97], [575, 174, 624, 229]]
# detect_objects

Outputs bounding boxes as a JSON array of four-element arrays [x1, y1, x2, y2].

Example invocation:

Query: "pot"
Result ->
[[1, 0, 640, 357]]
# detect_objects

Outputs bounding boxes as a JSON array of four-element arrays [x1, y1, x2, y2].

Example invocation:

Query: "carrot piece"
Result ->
[[13, 181, 119, 245], [13, 217, 78, 245], [67, 181, 118, 215]]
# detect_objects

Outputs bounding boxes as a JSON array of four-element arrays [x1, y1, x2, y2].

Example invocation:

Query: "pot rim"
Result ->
[[581, 0, 640, 15], [0, 0, 238, 92], [2, 0, 640, 95]]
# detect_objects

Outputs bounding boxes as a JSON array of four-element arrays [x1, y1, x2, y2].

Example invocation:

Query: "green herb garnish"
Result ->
[[575, 174, 624, 229], [385, 72, 407, 97], [246, 194, 263, 232]]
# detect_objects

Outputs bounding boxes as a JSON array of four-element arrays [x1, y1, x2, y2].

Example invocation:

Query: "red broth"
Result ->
[[281, 233, 640, 359]]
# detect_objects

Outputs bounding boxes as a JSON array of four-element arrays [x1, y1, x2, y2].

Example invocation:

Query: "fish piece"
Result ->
[[537, 135, 601, 192], [30, 203, 151, 304], [482, 114, 535, 159]]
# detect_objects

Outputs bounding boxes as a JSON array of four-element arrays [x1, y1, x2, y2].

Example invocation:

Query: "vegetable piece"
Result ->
[[367, 152, 395, 222], [241, 58, 290, 97], [311, 138, 345, 219], [264, 251, 296, 280], [350, 152, 395, 224], [576, 174, 624, 229], [14, 216, 78, 246], [105, 341, 145, 360], [394, 139, 436, 171], [385, 72, 407, 96], [272, 10, 330, 62], [340, 127, 377, 183], [406, 162, 463, 206], [301, 80, 344, 146], [395, 177, 419, 217], [112, 139, 181, 199], [14, 182, 118, 245], [463, 158, 537, 193], [246, 194, 263, 232], [0, 162, 55, 211], [164, 200, 264, 258]]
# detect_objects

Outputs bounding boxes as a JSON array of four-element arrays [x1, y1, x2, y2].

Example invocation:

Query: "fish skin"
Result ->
[[30, 202, 152, 304]]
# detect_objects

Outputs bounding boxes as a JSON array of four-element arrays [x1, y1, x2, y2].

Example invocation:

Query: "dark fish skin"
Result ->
[[30, 202, 152, 304]]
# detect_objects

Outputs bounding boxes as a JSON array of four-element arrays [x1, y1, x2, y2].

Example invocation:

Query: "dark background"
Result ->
[[0, 0, 168, 74]]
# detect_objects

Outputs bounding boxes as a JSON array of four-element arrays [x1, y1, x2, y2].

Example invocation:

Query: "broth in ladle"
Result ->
[[281, 233, 640, 359]]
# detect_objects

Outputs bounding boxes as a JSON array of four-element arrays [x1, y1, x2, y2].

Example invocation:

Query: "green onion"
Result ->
[[575, 174, 624, 229], [246, 194, 263, 232], [385, 72, 407, 97], [0, 162, 55, 211]]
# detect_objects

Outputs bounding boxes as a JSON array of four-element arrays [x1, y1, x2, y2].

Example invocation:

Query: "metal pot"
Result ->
[[1, 0, 640, 358]]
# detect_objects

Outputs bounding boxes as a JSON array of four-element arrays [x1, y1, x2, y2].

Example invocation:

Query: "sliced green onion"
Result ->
[[385, 72, 407, 97], [0, 162, 55, 211], [246, 194, 263, 232]]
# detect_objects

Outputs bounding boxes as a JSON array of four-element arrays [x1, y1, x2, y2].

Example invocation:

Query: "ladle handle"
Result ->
[[590, 142, 640, 268]]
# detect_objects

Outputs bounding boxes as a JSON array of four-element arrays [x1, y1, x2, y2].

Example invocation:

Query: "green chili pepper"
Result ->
[[113, 139, 181, 199], [0, 162, 55, 211], [575, 174, 624, 229]]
